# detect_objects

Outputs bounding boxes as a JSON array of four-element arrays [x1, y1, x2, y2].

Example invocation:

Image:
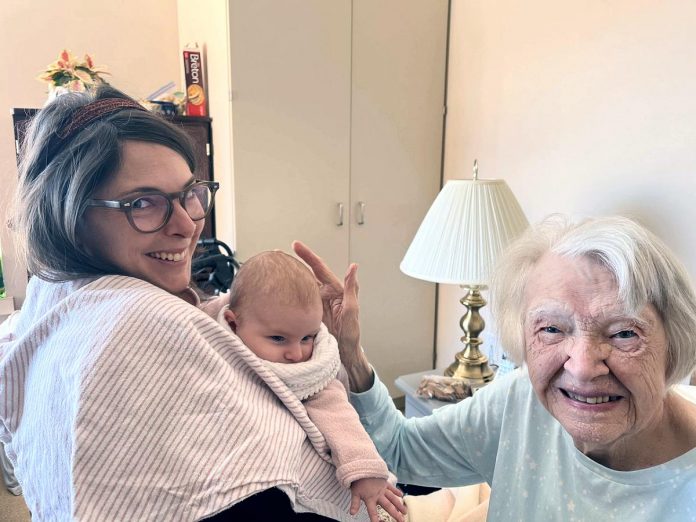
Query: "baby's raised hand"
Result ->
[[350, 478, 406, 522]]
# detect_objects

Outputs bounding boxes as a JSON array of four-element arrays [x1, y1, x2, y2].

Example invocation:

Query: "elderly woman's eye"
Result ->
[[542, 326, 561, 334], [612, 330, 637, 339]]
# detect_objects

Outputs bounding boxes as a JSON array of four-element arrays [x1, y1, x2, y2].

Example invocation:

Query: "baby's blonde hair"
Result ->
[[229, 250, 321, 319]]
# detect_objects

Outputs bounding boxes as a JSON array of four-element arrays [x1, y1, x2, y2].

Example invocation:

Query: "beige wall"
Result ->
[[0, 0, 181, 303], [437, 0, 696, 367]]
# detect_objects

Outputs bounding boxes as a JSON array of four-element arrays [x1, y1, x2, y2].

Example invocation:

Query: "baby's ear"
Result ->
[[223, 309, 238, 333]]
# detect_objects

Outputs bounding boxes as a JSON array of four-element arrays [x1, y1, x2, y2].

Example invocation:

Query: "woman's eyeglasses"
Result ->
[[87, 180, 219, 233]]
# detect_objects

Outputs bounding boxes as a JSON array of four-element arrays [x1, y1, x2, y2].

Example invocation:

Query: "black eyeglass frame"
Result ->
[[86, 180, 220, 233]]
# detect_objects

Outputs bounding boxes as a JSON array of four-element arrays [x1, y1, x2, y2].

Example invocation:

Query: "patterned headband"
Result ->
[[57, 98, 148, 140]]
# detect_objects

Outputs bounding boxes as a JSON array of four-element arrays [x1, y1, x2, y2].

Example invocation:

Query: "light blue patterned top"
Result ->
[[351, 369, 696, 521]]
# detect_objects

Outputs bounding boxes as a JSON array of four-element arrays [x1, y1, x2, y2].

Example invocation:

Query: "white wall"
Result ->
[[437, 0, 696, 367], [177, 0, 236, 250], [0, 0, 181, 303]]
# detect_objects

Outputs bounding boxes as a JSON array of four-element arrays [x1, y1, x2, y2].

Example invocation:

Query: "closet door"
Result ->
[[229, 0, 352, 273], [229, 0, 448, 396], [350, 0, 448, 393]]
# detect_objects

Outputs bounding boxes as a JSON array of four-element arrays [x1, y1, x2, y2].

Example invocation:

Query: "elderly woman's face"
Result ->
[[523, 253, 669, 460], [81, 141, 204, 294]]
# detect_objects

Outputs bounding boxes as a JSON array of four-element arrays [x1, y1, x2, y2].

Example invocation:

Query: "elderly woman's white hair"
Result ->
[[491, 215, 696, 385]]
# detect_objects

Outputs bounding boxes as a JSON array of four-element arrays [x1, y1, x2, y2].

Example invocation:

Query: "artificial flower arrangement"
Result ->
[[37, 49, 110, 97], [37, 50, 186, 115]]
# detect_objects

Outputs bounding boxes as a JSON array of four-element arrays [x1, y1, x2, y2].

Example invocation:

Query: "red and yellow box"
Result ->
[[183, 45, 207, 116]]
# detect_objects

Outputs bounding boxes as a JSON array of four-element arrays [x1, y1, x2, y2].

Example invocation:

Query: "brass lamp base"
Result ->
[[444, 285, 495, 387], [445, 352, 495, 383]]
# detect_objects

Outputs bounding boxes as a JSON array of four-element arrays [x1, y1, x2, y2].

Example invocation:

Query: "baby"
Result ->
[[219, 250, 403, 521]]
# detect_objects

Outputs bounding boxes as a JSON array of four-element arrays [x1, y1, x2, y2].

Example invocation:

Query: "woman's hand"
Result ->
[[293, 241, 374, 392], [292, 240, 361, 351]]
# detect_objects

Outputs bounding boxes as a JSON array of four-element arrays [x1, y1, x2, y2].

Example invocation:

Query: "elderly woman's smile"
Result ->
[[523, 252, 680, 469], [560, 390, 622, 404]]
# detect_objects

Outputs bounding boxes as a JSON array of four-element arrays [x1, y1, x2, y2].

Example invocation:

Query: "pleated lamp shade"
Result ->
[[400, 179, 529, 285]]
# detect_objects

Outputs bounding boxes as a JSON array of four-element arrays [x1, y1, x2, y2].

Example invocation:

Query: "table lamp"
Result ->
[[400, 160, 528, 385]]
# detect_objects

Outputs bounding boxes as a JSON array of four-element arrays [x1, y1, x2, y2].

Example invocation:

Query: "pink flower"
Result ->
[[37, 49, 110, 92], [68, 80, 86, 92]]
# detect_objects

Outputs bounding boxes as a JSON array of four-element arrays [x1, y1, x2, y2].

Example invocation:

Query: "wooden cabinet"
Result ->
[[11, 110, 216, 239], [168, 116, 216, 239], [229, 0, 449, 394]]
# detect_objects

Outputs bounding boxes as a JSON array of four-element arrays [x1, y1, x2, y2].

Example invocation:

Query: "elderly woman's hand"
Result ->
[[294, 241, 360, 351], [293, 241, 374, 392]]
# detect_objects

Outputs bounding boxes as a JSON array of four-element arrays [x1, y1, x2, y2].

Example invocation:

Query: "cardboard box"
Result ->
[[183, 45, 207, 116]]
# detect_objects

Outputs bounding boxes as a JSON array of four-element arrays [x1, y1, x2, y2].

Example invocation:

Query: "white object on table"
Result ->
[[395, 370, 460, 418]]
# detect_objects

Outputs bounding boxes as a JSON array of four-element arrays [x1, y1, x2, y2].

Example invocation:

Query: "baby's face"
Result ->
[[233, 299, 322, 364]]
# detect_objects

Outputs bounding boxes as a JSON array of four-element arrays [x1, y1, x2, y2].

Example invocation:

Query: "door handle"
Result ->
[[337, 203, 344, 226], [357, 201, 366, 225]]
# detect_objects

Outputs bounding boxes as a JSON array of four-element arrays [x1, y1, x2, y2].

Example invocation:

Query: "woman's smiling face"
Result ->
[[523, 253, 670, 464], [81, 141, 204, 294]]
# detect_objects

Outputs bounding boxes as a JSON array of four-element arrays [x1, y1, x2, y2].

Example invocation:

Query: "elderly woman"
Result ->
[[298, 216, 696, 520], [0, 85, 404, 522]]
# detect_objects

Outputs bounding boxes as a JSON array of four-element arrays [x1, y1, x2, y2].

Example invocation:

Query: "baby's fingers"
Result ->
[[365, 500, 380, 522], [378, 493, 407, 522], [386, 487, 407, 513], [349, 491, 362, 516], [386, 483, 404, 499]]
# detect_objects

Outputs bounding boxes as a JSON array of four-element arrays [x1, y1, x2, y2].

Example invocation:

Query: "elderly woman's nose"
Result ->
[[563, 336, 610, 380]]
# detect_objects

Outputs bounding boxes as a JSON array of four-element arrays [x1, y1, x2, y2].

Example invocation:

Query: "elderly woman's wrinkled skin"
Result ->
[[523, 253, 692, 471]]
